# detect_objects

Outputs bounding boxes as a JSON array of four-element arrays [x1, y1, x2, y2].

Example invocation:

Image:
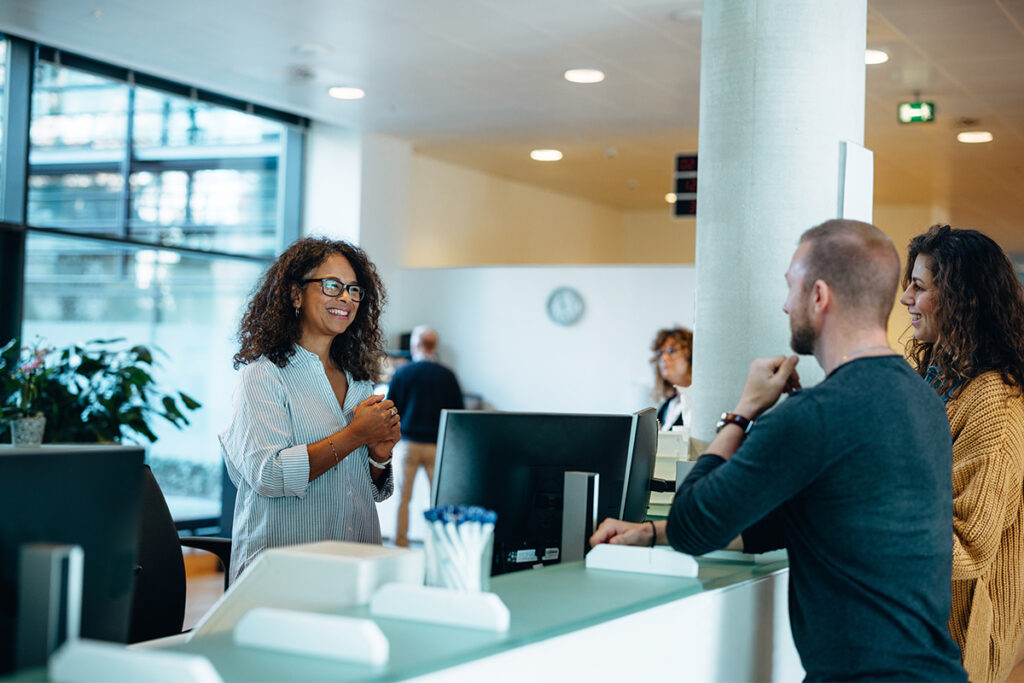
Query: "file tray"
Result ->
[[585, 544, 699, 577], [191, 541, 424, 638]]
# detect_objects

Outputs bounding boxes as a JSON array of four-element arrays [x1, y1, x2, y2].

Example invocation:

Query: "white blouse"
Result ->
[[219, 344, 393, 582]]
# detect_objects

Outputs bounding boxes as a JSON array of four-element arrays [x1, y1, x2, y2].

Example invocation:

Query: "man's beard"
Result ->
[[789, 315, 816, 355]]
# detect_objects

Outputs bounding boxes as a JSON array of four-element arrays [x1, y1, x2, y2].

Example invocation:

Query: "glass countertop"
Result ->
[[168, 553, 788, 682]]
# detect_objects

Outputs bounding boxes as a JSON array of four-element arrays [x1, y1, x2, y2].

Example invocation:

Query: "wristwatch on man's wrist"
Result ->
[[716, 412, 754, 435]]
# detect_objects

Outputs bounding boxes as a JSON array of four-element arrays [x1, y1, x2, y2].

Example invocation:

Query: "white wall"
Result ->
[[392, 264, 697, 416], [302, 122, 362, 243]]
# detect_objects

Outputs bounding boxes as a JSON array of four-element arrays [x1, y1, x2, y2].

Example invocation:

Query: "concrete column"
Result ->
[[691, 0, 868, 443]]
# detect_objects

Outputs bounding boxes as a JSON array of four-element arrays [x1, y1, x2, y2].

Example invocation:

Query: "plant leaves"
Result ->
[[179, 392, 201, 410]]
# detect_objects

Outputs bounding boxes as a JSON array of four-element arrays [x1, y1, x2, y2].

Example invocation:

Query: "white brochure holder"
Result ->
[[370, 583, 511, 632], [234, 607, 389, 666]]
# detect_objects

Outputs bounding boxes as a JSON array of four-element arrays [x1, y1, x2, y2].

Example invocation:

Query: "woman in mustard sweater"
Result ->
[[900, 225, 1024, 682]]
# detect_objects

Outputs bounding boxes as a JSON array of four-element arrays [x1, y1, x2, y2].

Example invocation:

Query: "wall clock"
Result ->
[[546, 286, 584, 326]]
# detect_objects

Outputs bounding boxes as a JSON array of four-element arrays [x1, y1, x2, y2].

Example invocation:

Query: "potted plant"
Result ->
[[0, 339, 53, 445], [0, 337, 200, 446]]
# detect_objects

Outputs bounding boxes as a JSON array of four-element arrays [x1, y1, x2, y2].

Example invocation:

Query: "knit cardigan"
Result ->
[[947, 371, 1024, 683]]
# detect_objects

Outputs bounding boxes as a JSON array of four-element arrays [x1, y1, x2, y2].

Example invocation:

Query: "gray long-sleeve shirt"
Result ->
[[668, 356, 965, 682]]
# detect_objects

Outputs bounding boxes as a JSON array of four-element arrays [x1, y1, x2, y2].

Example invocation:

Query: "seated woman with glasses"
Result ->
[[651, 327, 694, 431], [220, 237, 401, 583]]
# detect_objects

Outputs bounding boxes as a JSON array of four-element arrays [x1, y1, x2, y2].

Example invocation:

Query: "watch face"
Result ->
[[546, 286, 584, 326]]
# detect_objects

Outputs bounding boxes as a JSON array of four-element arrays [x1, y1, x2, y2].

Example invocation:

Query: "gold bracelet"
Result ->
[[327, 435, 340, 467]]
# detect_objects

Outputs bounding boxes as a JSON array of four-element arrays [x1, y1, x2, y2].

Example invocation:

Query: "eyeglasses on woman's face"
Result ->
[[657, 345, 684, 358], [304, 278, 364, 302]]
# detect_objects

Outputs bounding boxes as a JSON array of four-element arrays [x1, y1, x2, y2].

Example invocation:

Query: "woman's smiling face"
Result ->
[[294, 253, 361, 342], [900, 254, 940, 344]]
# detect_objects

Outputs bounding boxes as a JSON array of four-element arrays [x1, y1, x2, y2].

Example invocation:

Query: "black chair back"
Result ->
[[127, 465, 186, 643]]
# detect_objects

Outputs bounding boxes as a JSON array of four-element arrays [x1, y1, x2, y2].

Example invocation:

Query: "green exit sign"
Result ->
[[898, 101, 935, 123]]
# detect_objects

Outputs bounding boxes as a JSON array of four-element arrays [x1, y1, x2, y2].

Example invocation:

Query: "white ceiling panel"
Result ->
[[0, 0, 1022, 249]]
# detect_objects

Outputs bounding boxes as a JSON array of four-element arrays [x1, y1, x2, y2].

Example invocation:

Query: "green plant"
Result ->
[[0, 338, 55, 419], [0, 337, 201, 444]]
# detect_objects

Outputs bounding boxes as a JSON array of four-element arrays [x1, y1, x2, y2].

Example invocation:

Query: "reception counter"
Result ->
[[161, 553, 802, 682]]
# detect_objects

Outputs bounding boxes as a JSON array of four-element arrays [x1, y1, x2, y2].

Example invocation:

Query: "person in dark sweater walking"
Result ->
[[387, 326, 464, 546], [591, 219, 966, 682]]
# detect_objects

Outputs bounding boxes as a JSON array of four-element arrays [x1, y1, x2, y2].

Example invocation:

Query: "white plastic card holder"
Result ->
[[698, 549, 788, 564], [585, 544, 699, 577], [233, 607, 389, 666], [48, 639, 223, 683], [370, 583, 511, 632]]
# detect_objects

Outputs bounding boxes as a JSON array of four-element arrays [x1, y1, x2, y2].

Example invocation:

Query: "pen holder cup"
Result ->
[[422, 506, 496, 592]]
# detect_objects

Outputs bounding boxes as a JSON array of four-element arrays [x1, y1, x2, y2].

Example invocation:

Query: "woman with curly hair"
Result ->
[[900, 225, 1024, 683], [220, 237, 400, 582], [651, 327, 694, 431]]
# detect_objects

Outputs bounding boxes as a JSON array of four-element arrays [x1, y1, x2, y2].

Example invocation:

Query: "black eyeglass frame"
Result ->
[[303, 278, 365, 302]]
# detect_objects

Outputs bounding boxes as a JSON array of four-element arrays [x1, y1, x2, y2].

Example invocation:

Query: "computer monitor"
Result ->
[[431, 408, 658, 575], [0, 445, 144, 673]]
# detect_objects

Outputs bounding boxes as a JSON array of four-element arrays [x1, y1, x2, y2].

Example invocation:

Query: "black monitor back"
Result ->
[[0, 445, 144, 673], [620, 407, 659, 522], [432, 410, 652, 576]]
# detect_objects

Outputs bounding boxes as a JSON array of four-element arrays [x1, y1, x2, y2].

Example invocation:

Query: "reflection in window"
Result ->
[[23, 232, 266, 508], [0, 39, 6, 178], [133, 87, 281, 150], [27, 62, 284, 257], [30, 62, 128, 154], [27, 172, 124, 232]]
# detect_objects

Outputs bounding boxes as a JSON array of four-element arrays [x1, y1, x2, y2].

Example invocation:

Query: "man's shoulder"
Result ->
[[402, 360, 456, 377]]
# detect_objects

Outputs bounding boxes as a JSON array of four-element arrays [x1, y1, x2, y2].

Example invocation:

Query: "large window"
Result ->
[[22, 233, 265, 518], [1, 40, 307, 530], [28, 62, 282, 255]]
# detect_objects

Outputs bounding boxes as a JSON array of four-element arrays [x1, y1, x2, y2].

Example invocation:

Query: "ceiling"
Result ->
[[1, 0, 1022, 250]]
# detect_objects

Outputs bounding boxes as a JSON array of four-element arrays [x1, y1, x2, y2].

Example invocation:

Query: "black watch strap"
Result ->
[[716, 412, 753, 434]]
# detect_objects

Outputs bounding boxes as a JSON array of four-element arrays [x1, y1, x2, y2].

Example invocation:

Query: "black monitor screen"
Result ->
[[431, 409, 656, 576], [0, 445, 144, 673]]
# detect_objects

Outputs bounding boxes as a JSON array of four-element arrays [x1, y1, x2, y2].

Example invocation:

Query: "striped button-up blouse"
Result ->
[[219, 345, 393, 582]]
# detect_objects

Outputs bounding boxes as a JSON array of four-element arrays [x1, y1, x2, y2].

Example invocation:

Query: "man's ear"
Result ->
[[811, 279, 832, 314]]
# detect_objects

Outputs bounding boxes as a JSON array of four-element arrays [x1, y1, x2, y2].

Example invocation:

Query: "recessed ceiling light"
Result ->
[[328, 86, 365, 100], [957, 131, 994, 144], [530, 149, 563, 162], [564, 68, 605, 84], [665, 193, 677, 204], [865, 49, 889, 65]]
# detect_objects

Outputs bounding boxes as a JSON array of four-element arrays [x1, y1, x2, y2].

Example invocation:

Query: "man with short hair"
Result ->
[[592, 220, 966, 681], [387, 325, 464, 547]]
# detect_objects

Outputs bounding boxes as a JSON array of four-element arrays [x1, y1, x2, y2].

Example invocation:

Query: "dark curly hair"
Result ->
[[233, 237, 388, 382], [903, 225, 1024, 397], [650, 327, 693, 400]]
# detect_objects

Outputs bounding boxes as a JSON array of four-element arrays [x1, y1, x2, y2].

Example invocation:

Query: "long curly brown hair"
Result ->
[[903, 225, 1024, 397], [650, 327, 693, 400], [233, 237, 388, 381]]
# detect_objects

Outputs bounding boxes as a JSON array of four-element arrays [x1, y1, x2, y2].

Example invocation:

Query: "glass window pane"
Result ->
[[0, 39, 7, 175], [22, 231, 268, 518], [30, 62, 128, 157], [133, 87, 282, 150], [129, 167, 278, 255], [27, 172, 124, 232]]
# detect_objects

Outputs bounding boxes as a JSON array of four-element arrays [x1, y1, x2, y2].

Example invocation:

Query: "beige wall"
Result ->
[[407, 155, 695, 266]]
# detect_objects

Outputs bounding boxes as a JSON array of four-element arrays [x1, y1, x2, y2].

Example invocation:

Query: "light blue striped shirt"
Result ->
[[220, 345, 393, 582]]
